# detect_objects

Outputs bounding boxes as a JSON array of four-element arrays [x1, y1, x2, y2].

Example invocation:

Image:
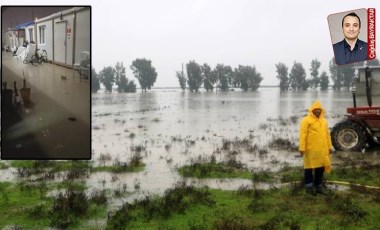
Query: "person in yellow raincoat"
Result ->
[[299, 100, 333, 195]]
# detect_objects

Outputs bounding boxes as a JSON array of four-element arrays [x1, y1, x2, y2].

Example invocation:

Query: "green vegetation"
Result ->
[[0, 161, 9, 169], [277, 163, 380, 187], [0, 181, 107, 229], [178, 162, 252, 179], [8, 159, 145, 175], [10, 159, 90, 171], [2, 157, 380, 229], [106, 183, 380, 229], [0, 182, 52, 228], [178, 157, 380, 188]]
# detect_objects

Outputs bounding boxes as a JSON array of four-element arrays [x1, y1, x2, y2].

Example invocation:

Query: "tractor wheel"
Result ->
[[331, 120, 367, 151]]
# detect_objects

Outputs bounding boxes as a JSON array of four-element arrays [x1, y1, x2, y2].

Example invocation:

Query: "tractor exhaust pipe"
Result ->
[[365, 67, 372, 107], [351, 81, 357, 108]]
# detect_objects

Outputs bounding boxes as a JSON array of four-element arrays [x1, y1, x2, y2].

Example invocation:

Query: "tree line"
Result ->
[[91, 58, 379, 93], [177, 61, 263, 92], [276, 58, 380, 91], [91, 58, 157, 93]]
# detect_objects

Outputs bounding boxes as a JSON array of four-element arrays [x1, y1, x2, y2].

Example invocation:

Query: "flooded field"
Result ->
[[90, 88, 380, 194], [1, 87, 380, 229], [2, 88, 380, 192]]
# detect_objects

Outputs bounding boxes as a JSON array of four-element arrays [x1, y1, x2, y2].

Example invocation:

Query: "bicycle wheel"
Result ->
[[42, 50, 48, 63], [31, 55, 39, 66]]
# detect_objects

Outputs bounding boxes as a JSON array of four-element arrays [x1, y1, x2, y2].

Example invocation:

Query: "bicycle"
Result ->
[[30, 49, 48, 65]]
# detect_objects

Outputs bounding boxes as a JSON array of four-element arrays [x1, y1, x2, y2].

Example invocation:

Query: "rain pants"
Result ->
[[299, 100, 332, 173]]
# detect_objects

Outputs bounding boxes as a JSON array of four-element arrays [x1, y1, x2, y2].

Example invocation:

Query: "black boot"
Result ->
[[306, 187, 316, 196], [316, 185, 328, 195]]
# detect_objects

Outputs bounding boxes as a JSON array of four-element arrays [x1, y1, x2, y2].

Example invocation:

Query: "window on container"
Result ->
[[39, 25, 46, 44], [28, 28, 33, 42]]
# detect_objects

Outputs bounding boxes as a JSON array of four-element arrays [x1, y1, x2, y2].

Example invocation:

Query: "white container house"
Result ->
[[35, 6, 90, 67]]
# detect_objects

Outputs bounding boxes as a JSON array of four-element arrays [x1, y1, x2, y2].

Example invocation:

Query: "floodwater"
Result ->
[[90, 88, 380, 195], [1, 84, 380, 197]]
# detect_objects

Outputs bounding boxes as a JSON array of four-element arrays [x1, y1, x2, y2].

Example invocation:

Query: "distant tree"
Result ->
[[329, 58, 342, 90], [320, 71, 329, 90], [91, 68, 100, 93], [130, 58, 157, 92], [275, 63, 289, 91], [289, 61, 307, 90], [340, 63, 356, 89], [99, 66, 115, 93], [114, 62, 127, 92], [202, 63, 215, 92], [330, 58, 362, 90], [186, 60, 203, 92], [301, 79, 310, 91], [176, 64, 187, 91], [127, 81, 137, 93], [224, 66, 234, 87], [235, 65, 262, 91], [230, 70, 240, 88], [214, 64, 233, 91], [310, 59, 321, 89]]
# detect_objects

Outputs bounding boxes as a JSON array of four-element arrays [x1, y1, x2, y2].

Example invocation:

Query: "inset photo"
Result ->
[[1, 6, 91, 159], [328, 8, 373, 66]]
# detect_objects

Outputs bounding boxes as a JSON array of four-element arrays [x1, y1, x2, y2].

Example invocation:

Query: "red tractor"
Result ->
[[331, 67, 380, 151]]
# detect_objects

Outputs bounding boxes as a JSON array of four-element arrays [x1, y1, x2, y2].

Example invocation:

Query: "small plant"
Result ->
[[106, 203, 135, 230], [237, 184, 254, 197], [165, 144, 171, 151], [130, 152, 143, 167], [152, 118, 161, 122], [50, 189, 90, 228], [98, 153, 112, 167], [328, 193, 367, 224], [90, 189, 108, 205], [28, 203, 48, 218], [268, 137, 298, 151], [212, 212, 254, 230]]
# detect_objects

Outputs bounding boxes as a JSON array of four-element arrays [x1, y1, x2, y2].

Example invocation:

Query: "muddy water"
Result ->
[[90, 88, 380, 195], [1, 86, 379, 196]]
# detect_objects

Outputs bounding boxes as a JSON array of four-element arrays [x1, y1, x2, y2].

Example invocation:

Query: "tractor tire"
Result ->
[[331, 120, 367, 151]]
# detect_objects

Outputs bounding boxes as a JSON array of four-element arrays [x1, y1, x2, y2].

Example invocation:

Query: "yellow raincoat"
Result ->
[[299, 100, 332, 173]]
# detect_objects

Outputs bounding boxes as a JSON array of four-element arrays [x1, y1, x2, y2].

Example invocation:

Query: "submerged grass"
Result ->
[[278, 162, 380, 187], [0, 162, 9, 169], [93, 163, 145, 173], [178, 158, 380, 187], [178, 162, 252, 179]]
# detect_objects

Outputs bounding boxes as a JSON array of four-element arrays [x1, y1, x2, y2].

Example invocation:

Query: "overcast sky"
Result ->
[[1, 0, 379, 87]]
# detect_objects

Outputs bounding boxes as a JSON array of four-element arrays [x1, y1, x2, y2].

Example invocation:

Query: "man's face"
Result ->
[[312, 109, 322, 118], [342, 16, 360, 40]]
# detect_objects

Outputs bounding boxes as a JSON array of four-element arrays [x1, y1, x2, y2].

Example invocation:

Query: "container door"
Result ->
[[54, 22, 66, 64]]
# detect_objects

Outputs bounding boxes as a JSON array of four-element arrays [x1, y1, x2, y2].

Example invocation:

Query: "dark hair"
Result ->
[[342, 12, 361, 28]]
